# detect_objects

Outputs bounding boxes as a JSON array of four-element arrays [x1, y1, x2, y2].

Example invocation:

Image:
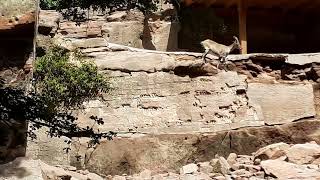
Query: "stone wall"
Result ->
[[28, 9, 320, 176]]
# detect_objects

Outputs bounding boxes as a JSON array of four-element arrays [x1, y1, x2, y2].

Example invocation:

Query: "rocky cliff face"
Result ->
[[27, 9, 320, 176], [39, 5, 179, 52], [0, 0, 35, 164]]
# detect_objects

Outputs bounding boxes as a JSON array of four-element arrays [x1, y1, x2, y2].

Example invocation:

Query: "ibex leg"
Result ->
[[217, 57, 225, 69], [202, 49, 210, 63]]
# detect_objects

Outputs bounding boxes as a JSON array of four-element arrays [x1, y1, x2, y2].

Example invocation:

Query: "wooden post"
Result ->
[[238, 0, 248, 54]]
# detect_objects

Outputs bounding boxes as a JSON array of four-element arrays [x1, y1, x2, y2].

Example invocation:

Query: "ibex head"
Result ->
[[233, 36, 241, 50]]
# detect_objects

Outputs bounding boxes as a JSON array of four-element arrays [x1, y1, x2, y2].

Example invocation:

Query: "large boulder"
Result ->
[[0, 157, 104, 180], [261, 159, 320, 179], [102, 21, 144, 48], [0, 158, 43, 180], [285, 143, 320, 165], [253, 142, 290, 160]]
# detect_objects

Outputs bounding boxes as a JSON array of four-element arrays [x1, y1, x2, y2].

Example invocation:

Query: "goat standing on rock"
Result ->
[[201, 36, 241, 68]]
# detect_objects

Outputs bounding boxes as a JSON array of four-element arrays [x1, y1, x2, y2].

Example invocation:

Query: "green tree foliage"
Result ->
[[40, 0, 181, 22], [34, 46, 110, 110], [0, 46, 115, 148], [41, 0, 160, 12]]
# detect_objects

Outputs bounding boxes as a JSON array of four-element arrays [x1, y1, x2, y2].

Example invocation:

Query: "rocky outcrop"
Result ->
[[47, 40, 318, 135], [39, 7, 179, 51], [0, 1, 35, 164], [0, 8, 34, 87], [31, 8, 320, 177]]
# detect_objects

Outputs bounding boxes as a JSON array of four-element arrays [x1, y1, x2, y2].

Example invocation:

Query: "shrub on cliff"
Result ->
[[0, 46, 115, 150], [34, 46, 110, 110]]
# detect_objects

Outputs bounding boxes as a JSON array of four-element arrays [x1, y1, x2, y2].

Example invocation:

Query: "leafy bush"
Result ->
[[0, 46, 114, 147], [40, 0, 59, 10], [34, 46, 110, 110]]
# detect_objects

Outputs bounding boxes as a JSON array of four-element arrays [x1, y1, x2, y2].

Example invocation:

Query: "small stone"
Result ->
[[253, 171, 265, 178], [139, 169, 152, 179], [194, 172, 211, 180], [236, 155, 253, 165], [210, 159, 221, 173], [180, 163, 198, 175], [113, 175, 126, 180], [253, 158, 261, 165], [77, 169, 90, 175], [210, 157, 232, 175], [198, 162, 213, 174], [213, 176, 226, 180], [237, 164, 261, 172], [87, 173, 104, 180], [227, 153, 237, 166], [202, 63, 218, 75], [232, 169, 255, 179], [208, 173, 223, 178], [247, 165, 261, 172], [219, 157, 231, 175]]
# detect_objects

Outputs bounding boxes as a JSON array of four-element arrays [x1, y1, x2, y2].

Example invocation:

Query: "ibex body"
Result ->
[[201, 36, 241, 67]]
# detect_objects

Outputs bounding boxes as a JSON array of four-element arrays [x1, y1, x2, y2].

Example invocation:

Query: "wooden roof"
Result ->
[[182, 0, 320, 10]]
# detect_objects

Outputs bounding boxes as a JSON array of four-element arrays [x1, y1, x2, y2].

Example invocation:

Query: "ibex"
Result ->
[[201, 36, 241, 68]]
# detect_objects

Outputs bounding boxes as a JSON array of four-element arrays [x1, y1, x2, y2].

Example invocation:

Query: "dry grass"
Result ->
[[0, 0, 36, 17]]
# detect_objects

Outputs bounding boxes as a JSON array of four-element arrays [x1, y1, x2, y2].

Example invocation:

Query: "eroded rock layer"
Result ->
[[27, 9, 320, 176]]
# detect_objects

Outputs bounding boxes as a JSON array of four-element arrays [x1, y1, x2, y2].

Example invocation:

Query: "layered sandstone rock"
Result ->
[[30, 8, 320, 177], [40, 6, 179, 51]]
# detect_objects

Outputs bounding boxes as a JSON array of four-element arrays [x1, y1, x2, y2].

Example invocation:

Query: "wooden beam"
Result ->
[[238, 0, 248, 54]]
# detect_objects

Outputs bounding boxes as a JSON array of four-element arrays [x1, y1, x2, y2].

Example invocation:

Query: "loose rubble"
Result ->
[[2, 142, 319, 179], [108, 142, 320, 180]]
